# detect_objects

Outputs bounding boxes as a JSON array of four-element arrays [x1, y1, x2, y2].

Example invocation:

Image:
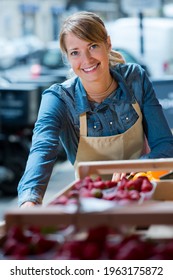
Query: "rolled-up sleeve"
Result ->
[[17, 88, 66, 206]]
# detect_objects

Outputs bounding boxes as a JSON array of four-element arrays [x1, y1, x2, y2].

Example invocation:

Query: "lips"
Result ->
[[82, 63, 99, 73]]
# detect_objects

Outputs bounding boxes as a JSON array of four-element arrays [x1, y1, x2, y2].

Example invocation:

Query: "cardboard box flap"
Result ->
[[152, 180, 173, 201], [77, 158, 173, 179], [4, 201, 173, 230]]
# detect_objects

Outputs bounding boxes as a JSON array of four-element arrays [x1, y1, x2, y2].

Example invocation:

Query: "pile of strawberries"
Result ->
[[55, 226, 173, 260], [0, 226, 58, 259], [2, 225, 173, 260], [0, 176, 158, 260], [49, 175, 154, 206]]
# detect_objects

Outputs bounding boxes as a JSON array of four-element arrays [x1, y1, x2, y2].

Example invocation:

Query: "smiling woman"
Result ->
[[17, 11, 173, 208], [63, 32, 114, 98]]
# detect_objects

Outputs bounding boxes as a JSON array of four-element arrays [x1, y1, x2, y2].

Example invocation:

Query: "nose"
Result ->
[[82, 50, 92, 63]]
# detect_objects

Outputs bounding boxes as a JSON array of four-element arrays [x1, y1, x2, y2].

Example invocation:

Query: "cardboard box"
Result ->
[[3, 159, 173, 231], [77, 158, 173, 179], [4, 200, 173, 231], [152, 180, 173, 201]]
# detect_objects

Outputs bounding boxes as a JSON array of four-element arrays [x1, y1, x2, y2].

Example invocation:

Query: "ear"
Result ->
[[107, 36, 112, 52]]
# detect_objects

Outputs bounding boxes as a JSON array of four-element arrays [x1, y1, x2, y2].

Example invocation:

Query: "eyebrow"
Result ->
[[68, 47, 78, 52], [67, 42, 94, 52]]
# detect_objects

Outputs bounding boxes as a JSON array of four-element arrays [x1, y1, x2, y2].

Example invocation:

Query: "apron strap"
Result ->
[[80, 113, 87, 136], [132, 102, 140, 115]]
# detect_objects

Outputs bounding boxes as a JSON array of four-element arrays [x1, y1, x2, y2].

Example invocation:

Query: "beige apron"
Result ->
[[74, 102, 146, 175]]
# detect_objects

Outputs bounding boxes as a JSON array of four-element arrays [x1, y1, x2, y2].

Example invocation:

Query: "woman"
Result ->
[[18, 11, 173, 207]]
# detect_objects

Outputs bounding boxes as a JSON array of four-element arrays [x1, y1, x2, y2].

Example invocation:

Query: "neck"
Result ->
[[86, 78, 117, 103]]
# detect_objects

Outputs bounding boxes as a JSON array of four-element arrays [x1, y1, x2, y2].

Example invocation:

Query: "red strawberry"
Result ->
[[92, 181, 106, 190], [59, 240, 82, 259], [30, 234, 57, 255], [141, 178, 153, 192], [7, 226, 26, 243], [128, 190, 141, 200], [105, 180, 118, 188], [94, 176, 102, 181], [125, 177, 143, 192], [12, 243, 30, 258], [87, 226, 108, 243], [80, 188, 92, 197], [114, 190, 131, 200], [117, 177, 129, 190], [82, 241, 101, 260], [103, 189, 117, 200], [74, 180, 89, 190], [114, 239, 146, 260], [3, 238, 17, 255]]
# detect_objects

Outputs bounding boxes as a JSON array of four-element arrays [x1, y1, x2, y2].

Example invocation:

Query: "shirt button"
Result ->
[[94, 125, 96, 128], [126, 117, 129, 121], [110, 122, 113, 125]]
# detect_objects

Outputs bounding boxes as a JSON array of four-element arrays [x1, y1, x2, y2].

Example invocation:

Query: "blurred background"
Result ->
[[1, 0, 173, 219]]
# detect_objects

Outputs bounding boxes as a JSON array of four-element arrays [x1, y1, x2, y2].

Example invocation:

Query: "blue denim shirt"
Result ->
[[17, 63, 173, 206]]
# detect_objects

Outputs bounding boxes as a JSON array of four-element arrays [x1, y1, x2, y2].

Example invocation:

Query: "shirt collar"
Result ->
[[74, 67, 134, 114], [75, 78, 92, 114]]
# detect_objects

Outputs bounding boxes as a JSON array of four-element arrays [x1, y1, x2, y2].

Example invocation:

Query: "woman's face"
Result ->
[[64, 32, 111, 84]]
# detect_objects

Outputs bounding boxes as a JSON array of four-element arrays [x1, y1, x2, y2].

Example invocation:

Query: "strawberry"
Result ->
[[105, 180, 118, 188], [114, 239, 146, 260], [30, 234, 57, 255], [103, 191, 117, 200], [59, 240, 82, 259], [91, 181, 106, 190], [74, 180, 90, 190], [125, 177, 143, 192], [12, 243, 30, 258], [82, 241, 101, 260], [80, 188, 92, 197], [117, 177, 129, 190], [87, 226, 108, 243], [114, 190, 131, 200], [3, 238, 17, 255], [7, 226, 26, 243], [141, 178, 153, 192], [128, 190, 141, 200], [94, 176, 102, 181]]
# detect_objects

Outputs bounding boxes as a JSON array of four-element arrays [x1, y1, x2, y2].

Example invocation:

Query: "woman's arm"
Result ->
[[139, 68, 173, 158], [17, 89, 66, 207]]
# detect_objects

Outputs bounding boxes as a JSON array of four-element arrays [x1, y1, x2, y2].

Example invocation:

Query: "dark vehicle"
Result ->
[[11, 35, 45, 65], [0, 78, 67, 196], [30, 41, 70, 82], [2, 40, 69, 85], [0, 82, 38, 195]]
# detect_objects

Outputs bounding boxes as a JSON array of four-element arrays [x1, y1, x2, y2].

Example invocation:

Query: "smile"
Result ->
[[82, 63, 99, 72]]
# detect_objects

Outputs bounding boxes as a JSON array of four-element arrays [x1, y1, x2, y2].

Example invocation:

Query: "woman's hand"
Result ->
[[112, 172, 126, 182], [20, 201, 37, 208], [112, 172, 136, 181]]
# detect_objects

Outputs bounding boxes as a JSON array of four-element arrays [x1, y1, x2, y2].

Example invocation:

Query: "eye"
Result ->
[[90, 43, 98, 50], [70, 50, 79, 56]]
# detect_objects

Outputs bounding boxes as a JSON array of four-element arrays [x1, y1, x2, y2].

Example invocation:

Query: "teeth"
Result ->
[[84, 65, 97, 72]]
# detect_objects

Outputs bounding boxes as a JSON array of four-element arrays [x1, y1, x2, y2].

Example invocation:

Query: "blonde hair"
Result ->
[[59, 11, 125, 66]]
